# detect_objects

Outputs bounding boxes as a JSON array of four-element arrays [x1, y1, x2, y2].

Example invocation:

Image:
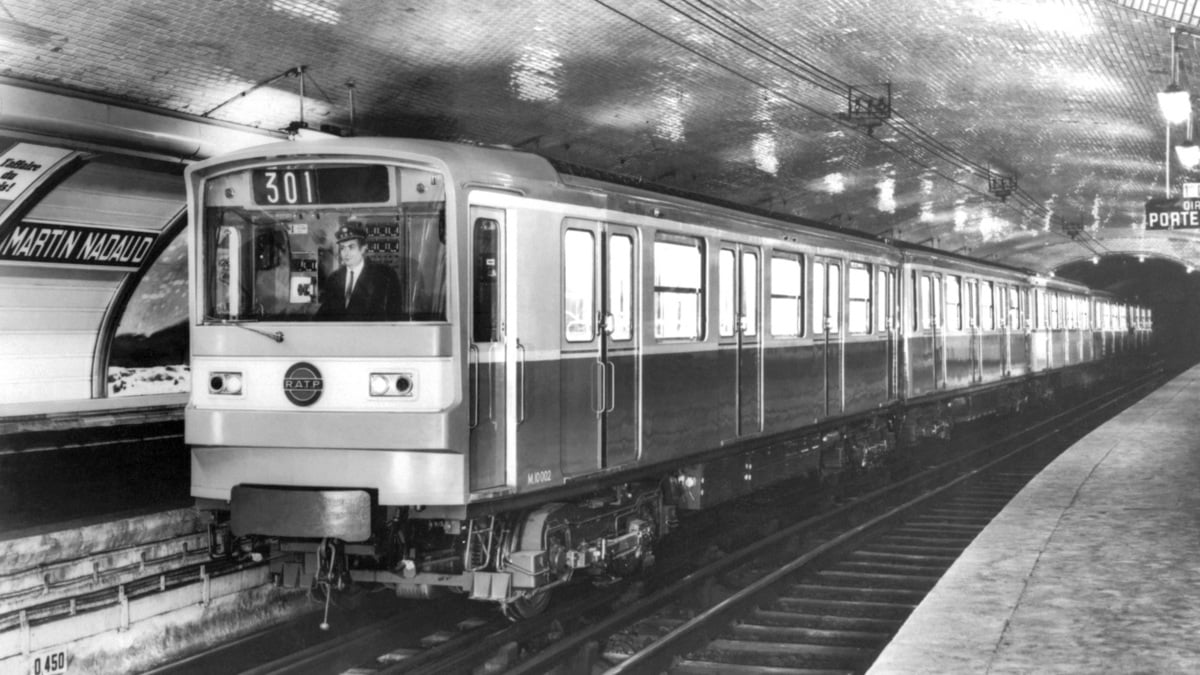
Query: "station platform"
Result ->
[[869, 364, 1200, 673]]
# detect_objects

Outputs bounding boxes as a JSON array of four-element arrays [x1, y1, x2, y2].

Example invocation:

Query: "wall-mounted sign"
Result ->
[[0, 143, 72, 203], [1183, 183, 1200, 199], [1145, 196, 1200, 230], [0, 222, 156, 269]]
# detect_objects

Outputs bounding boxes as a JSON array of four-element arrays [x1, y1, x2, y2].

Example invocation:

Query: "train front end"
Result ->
[[184, 140, 466, 595]]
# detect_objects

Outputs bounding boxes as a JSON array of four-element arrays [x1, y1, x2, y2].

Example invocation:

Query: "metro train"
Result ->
[[184, 137, 1151, 618]]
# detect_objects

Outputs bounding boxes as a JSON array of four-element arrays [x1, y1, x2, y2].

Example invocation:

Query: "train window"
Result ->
[[653, 234, 704, 340], [828, 263, 841, 334], [1008, 287, 1021, 330], [848, 262, 871, 334], [981, 281, 995, 330], [770, 254, 802, 337], [719, 250, 735, 337], [876, 267, 893, 332], [917, 273, 931, 329], [917, 273, 940, 330], [564, 229, 595, 342], [945, 275, 962, 331], [472, 218, 501, 343], [814, 262, 841, 334], [609, 234, 634, 341], [1049, 292, 1060, 329], [742, 251, 759, 337], [965, 279, 978, 329]]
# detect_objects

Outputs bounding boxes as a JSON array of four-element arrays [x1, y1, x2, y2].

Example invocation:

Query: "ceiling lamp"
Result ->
[[1176, 138, 1200, 169], [1160, 84, 1191, 124], [1160, 28, 1192, 124]]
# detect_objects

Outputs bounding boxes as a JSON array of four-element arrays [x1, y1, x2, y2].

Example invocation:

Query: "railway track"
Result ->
[[150, 363, 1166, 674], [587, 369, 1166, 675]]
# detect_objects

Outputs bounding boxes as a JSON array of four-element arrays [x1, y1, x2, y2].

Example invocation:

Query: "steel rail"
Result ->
[[505, 364, 1166, 675]]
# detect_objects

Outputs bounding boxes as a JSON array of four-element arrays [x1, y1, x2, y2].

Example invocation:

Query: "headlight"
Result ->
[[369, 372, 415, 397], [209, 372, 244, 395]]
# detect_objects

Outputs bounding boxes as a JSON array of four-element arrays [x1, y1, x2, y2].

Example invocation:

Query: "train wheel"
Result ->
[[502, 588, 551, 621]]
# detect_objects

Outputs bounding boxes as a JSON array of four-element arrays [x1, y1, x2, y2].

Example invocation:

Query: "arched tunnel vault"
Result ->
[[0, 1, 1197, 273], [0, 86, 274, 418], [9, 0, 1200, 413]]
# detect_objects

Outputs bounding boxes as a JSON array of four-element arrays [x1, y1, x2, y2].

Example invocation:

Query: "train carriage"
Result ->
[[184, 136, 1151, 618], [900, 250, 1035, 399]]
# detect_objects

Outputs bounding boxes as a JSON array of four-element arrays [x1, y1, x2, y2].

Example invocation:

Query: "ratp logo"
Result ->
[[283, 362, 323, 407]]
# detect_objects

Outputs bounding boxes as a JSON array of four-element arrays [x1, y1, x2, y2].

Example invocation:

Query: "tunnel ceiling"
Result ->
[[4, 0, 1200, 273]]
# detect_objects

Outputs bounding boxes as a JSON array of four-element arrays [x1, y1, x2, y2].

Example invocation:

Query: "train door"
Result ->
[[603, 225, 640, 466], [715, 243, 763, 432], [877, 265, 898, 399], [738, 247, 761, 434], [469, 209, 507, 489], [969, 279, 983, 384], [560, 221, 641, 476], [814, 257, 844, 415]]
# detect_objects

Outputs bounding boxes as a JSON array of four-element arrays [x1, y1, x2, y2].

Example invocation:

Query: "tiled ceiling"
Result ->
[[2, 0, 1198, 273]]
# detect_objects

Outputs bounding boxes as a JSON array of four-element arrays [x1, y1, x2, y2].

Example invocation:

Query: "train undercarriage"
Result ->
[[206, 363, 1123, 622]]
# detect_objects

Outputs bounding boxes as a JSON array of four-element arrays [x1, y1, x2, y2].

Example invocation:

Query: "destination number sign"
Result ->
[[1145, 196, 1200, 230], [251, 165, 391, 206]]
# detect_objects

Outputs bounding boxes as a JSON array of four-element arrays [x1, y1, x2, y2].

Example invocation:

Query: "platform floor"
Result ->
[[869, 364, 1200, 674]]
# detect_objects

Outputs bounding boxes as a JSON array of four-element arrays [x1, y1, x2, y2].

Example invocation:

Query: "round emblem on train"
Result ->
[[282, 362, 323, 406]]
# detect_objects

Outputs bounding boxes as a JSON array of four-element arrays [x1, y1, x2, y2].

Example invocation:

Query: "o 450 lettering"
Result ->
[[526, 470, 553, 485], [31, 650, 68, 675]]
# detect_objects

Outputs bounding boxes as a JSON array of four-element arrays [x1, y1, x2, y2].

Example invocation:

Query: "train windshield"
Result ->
[[199, 163, 446, 323]]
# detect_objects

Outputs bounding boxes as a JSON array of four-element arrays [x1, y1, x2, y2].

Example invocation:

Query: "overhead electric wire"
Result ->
[[590, 0, 999, 204], [642, 0, 1059, 228], [597, 0, 1104, 259], [670, 0, 999, 180]]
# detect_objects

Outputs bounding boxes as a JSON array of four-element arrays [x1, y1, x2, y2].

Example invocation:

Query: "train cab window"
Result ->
[[199, 164, 447, 323], [980, 281, 995, 330], [848, 262, 871, 334], [564, 229, 595, 342], [770, 253, 803, 337], [719, 250, 735, 337], [653, 234, 704, 340], [945, 275, 962, 331]]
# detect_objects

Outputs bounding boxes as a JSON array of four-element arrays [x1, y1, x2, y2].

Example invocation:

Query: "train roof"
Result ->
[[189, 137, 1101, 292]]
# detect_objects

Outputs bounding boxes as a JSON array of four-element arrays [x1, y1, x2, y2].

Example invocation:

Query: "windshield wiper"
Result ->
[[210, 318, 285, 343]]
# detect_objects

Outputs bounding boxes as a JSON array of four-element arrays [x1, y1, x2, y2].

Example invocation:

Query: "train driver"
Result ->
[[316, 223, 403, 321]]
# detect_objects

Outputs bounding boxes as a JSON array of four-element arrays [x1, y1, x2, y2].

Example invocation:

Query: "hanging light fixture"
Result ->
[[1159, 28, 1192, 123], [1176, 117, 1200, 169]]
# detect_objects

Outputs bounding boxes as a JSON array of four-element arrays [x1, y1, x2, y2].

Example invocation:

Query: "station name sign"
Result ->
[[1145, 196, 1200, 230], [0, 222, 156, 269]]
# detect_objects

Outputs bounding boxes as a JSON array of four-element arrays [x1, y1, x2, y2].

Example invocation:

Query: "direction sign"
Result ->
[[1145, 196, 1200, 230]]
